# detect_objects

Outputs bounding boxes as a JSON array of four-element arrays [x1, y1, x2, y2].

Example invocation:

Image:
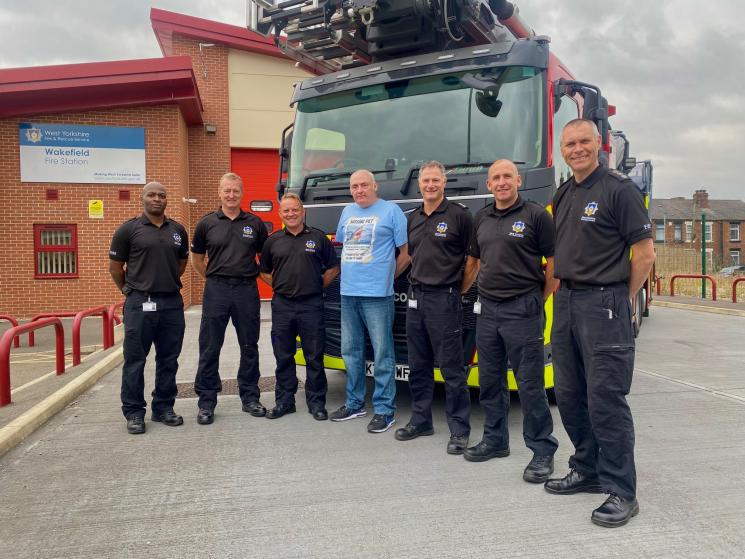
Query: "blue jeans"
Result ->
[[341, 295, 396, 415]]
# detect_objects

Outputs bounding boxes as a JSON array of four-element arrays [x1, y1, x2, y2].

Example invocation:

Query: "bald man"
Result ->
[[109, 182, 189, 435], [461, 160, 559, 480], [330, 169, 409, 433]]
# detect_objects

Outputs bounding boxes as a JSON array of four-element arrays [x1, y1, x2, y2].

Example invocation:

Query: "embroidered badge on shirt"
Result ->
[[509, 220, 525, 238], [435, 222, 448, 237], [242, 225, 254, 238], [581, 202, 598, 222]]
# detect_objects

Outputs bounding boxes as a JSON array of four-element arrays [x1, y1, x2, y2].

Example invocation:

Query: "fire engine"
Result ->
[[246, 0, 651, 389]]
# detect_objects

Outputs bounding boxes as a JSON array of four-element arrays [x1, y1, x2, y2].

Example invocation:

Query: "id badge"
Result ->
[[408, 298, 418, 309], [142, 301, 157, 312], [473, 300, 481, 315]]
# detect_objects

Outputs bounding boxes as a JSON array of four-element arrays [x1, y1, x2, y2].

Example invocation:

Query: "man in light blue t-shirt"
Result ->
[[329, 169, 410, 433]]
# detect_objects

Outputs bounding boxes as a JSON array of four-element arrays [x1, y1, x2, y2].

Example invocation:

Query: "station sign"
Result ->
[[19, 123, 145, 184]]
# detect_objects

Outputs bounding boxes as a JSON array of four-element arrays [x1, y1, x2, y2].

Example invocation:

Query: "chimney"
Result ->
[[693, 189, 709, 209]]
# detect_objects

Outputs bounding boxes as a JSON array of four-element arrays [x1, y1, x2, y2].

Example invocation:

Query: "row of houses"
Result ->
[[650, 190, 745, 268]]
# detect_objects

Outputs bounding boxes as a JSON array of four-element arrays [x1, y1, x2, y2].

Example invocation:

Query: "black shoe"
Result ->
[[151, 409, 184, 426], [523, 455, 554, 483], [463, 441, 510, 462], [591, 494, 640, 528], [266, 403, 296, 419], [197, 408, 214, 425], [447, 435, 469, 455], [544, 467, 603, 495], [126, 417, 145, 435], [329, 404, 366, 421], [394, 423, 434, 441], [310, 408, 328, 421], [242, 401, 266, 417], [367, 413, 396, 433]]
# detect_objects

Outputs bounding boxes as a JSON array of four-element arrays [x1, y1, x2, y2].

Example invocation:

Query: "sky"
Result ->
[[1, 0, 743, 200]]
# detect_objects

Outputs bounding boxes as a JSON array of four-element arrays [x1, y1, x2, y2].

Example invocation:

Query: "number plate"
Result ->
[[365, 361, 410, 381]]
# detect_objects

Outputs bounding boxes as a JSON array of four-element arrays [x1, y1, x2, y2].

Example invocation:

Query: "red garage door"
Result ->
[[231, 148, 281, 299]]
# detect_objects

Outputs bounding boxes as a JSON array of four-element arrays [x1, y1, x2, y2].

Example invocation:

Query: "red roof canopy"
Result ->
[[0, 56, 203, 124], [150, 8, 284, 60]]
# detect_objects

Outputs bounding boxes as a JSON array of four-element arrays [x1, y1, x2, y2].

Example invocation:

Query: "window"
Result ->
[[674, 223, 682, 242], [552, 95, 580, 187], [731, 222, 741, 242], [685, 221, 692, 242], [34, 224, 78, 278], [705, 222, 712, 243], [731, 250, 741, 266], [655, 221, 665, 242]]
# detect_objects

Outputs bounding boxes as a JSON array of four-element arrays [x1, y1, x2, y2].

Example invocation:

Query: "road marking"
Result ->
[[636, 367, 745, 405], [10, 348, 99, 396]]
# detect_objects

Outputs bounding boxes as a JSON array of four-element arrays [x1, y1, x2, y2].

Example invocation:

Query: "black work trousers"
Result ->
[[476, 291, 557, 455], [194, 276, 261, 410], [552, 285, 636, 500], [406, 285, 470, 437], [121, 291, 185, 419], [270, 293, 327, 410]]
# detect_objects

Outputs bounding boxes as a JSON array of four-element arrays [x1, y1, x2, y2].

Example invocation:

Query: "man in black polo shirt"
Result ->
[[461, 159, 559, 481], [259, 193, 339, 420], [109, 181, 189, 435], [191, 172, 269, 425], [394, 161, 472, 454], [545, 119, 655, 528]]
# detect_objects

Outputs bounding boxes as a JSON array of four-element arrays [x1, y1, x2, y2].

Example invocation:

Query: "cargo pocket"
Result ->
[[592, 344, 635, 395]]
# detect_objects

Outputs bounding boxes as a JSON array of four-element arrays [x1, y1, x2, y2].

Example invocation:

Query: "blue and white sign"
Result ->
[[19, 123, 146, 184]]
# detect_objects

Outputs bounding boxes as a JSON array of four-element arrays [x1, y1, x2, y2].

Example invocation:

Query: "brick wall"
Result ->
[[0, 106, 190, 317], [170, 36, 232, 304]]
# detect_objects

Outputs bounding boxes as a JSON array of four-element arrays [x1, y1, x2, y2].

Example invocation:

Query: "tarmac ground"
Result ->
[[0, 302, 744, 558]]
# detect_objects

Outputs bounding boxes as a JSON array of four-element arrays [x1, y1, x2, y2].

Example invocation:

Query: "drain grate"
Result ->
[[176, 377, 303, 398]]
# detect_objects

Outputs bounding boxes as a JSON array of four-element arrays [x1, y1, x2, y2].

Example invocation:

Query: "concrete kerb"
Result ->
[[0, 346, 123, 458], [652, 299, 745, 317]]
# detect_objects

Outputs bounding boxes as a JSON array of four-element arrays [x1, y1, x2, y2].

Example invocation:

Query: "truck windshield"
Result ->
[[288, 66, 545, 190]]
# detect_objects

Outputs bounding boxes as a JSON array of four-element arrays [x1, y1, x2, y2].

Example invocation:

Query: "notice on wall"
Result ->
[[19, 123, 145, 184], [88, 200, 104, 219]]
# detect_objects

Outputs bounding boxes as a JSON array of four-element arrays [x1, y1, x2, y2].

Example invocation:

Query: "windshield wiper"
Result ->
[[300, 169, 388, 200]]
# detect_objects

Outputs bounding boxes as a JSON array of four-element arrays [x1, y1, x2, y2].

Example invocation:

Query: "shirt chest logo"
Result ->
[[173, 233, 182, 246], [581, 202, 599, 222], [509, 220, 525, 238], [305, 239, 317, 253], [242, 225, 254, 238], [434, 222, 448, 237]]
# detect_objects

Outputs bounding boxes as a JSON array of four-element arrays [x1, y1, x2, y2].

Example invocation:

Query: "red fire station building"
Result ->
[[0, 9, 309, 317]]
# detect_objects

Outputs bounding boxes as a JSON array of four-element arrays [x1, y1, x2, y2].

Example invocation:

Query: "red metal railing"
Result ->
[[0, 317, 65, 407], [72, 306, 111, 366], [654, 274, 662, 296], [0, 314, 20, 348], [670, 274, 717, 301], [733, 278, 745, 303], [107, 301, 125, 348], [28, 312, 76, 347]]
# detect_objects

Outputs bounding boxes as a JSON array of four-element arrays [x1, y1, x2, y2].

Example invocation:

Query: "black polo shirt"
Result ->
[[109, 214, 189, 294], [260, 226, 338, 298], [552, 165, 652, 285], [407, 198, 472, 287], [191, 209, 268, 278], [468, 196, 554, 300]]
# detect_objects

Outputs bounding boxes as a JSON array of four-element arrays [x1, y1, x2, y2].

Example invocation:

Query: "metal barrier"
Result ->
[[654, 274, 662, 296], [670, 274, 717, 301], [107, 301, 125, 348], [733, 278, 745, 303], [28, 312, 76, 347], [0, 315, 20, 348], [0, 317, 65, 407], [72, 306, 112, 366]]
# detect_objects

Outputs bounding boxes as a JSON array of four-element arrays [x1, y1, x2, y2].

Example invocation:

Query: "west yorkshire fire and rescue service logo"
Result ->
[[242, 225, 254, 238], [25, 128, 43, 143], [305, 240, 316, 252], [509, 220, 525, 238], [582, 202, 599, 222], [435, 222, 448, 237], [173, 233, 182, 246]]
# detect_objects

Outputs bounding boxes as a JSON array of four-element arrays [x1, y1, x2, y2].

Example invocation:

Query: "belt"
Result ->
[[560, 280, 627, 291], [127, 289, 180, 297], [481, 290, 538, 304], [411, 283, 459, 293], [208, 275, 256, 285]]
